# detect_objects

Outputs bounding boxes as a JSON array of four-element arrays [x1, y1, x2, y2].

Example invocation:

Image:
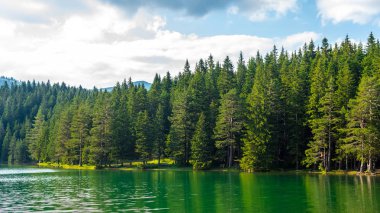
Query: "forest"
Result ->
[[0, 33, 379, 172]]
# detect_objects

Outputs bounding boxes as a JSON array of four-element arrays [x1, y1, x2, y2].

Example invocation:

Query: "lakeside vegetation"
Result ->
[[0, 33, 379, 173]]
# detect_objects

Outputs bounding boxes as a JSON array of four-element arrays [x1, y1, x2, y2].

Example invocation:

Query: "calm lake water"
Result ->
[[0, 166, 379, 212]]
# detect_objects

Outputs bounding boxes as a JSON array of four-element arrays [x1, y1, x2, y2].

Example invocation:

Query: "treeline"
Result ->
[[0, 33, 379, 172]]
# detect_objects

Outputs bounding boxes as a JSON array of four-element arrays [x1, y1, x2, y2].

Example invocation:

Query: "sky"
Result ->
[[0, 0, 379, 88]]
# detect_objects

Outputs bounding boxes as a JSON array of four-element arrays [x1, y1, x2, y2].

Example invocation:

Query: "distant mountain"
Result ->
[[0, 76, 152, 91], [133, 81, 151, 90], [0, 76, 18, 87], [102, 81, 152, 92]]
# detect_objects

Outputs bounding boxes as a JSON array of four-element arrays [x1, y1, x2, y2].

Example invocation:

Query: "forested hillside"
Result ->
[[0, 34, 379, 172]]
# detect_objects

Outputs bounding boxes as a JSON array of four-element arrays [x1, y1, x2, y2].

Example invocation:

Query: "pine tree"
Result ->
[[236, 52, 247, 94], [7, 134, 17, 164], [167, 89, 192, 165], [343, 75, 380, 173], [70, 102, 91, 166], [241, 50, 282, 171], [153, 104, 165, 165], [303, 77, 339, 171], [27, 108, 48, 163], [0, 122, 5, 157], [217, 56, 235, 95], [241, 57, 256, 96], [89, 94, 112, 167], [191, 113, 212, 170], [55, 108, 72, 164], [214, 89, 243, 168], [135, 111, 152, 164], [14, 139, 27, 164], [1, 126, 11, 163]]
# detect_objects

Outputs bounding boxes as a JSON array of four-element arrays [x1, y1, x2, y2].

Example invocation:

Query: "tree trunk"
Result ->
[[79, 137, 82, 167], [360, 159, 365, 173], [327, 125, 331, 172], [345, 155, 348, 171], [228, 145, 233, 168], [367, 157, 373, 173]]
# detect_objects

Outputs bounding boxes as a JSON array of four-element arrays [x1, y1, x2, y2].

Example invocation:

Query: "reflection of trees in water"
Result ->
[[304, 174, 379, 213], [2, 170, 380, 212]]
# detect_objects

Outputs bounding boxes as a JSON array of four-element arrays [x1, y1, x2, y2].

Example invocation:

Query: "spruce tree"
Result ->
[[153, 104, 166, 165], [191, 112, 213, 169], [214, 89, 243, 168], [70, 103, 91, 166], [217, 56, 235, 95], [135, 111, 152, 165], [343, 75, 380, 173], [27, 108, 48, 163], [303, 77, 339, 171], [167, 89, 192, 165], [89, 94, 112, 167]]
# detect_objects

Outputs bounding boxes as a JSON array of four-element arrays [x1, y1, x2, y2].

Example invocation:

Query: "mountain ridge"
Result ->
[[0, 77, 151, 90]]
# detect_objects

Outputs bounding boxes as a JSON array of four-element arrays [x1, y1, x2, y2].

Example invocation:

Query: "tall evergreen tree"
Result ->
[[217, 56, 235, 95], [303, 77, 339, 171], [153, 104, 166, 165], [343, 75, 380, 173], [214, 89, 243, 168], [135, 111, 152, 164], [1, 126, 11, 163], [89, 94, 112, 167], [167, 89, 192, 165], [27, 108, 48, 163], [191, 112, 213, 169], [70, 102, 91, 166]]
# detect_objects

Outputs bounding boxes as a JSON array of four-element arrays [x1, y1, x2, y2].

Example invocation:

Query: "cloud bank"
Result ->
[[317, 0, 380, 24], [0, 0, 319, 88]]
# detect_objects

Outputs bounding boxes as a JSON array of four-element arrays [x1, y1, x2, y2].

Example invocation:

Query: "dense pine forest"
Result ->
[[0, 33, 379, 172]]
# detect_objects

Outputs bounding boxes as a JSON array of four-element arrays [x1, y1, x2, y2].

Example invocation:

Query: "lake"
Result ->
[[0, 166, 379, 212]]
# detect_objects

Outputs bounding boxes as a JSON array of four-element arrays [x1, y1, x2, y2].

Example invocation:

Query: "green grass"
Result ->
[[147, 158, 175, 165], [37, 158, 175, 171], [38, 162, 96, 170]]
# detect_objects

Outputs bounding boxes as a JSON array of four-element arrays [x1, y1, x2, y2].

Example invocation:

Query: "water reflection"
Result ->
[[0, 167, 379, 212]]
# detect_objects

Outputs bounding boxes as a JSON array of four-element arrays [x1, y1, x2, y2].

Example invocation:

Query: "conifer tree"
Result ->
[[167, 89, 192, 165], [214, 89, 243, 168], [56, 108, 72, 164], [70, 103, 91, 166], [135, 111, 152, 164], [191, 113, 213, 169], [236, 52, 247, 94], [1, 126, 11, 162], [217, 56, 235, 95], [304, 77, 339, 171], [89, 94, 112, 167], [7, 134, 17, 164], [343, 75, 380, 173], [27, 108, 48, 163], [154, 104, 166, 165]]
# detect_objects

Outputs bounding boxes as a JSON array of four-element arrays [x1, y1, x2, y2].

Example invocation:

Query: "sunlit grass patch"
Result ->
[[147, 158, 175, 165], [38, 162, 96, 170]]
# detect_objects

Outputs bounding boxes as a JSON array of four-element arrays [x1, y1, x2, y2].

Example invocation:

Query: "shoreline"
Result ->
[[35, 162, 379, 176]]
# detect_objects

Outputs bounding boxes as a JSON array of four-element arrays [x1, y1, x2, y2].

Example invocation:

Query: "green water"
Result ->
[[0, 166, 379, 212]]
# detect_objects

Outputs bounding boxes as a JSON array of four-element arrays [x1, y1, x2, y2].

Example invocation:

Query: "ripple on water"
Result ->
[[0, 168, 57, 175]]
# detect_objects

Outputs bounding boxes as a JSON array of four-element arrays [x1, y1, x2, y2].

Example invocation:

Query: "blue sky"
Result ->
[[0, 0, 378, 88]]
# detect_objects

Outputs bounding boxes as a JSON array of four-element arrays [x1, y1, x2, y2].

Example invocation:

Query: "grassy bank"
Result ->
[[37, 158, 176, 171], [37, 161, 379, 176], [307, 169, 378, 176], [38, 162, 96, 170]]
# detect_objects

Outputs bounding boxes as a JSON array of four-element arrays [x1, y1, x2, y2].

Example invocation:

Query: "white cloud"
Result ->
[[0, 1, 317, 88], [231, 0, 298, 22], [281, 32, 320, 49], [227, 6, 239, 15], [317, 0, 380, 24]]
